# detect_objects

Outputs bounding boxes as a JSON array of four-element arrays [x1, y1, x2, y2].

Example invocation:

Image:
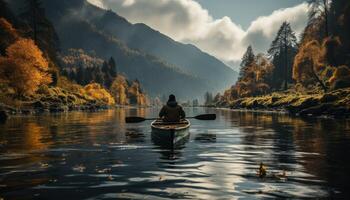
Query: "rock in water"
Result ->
[[0, 110, 8, 123]]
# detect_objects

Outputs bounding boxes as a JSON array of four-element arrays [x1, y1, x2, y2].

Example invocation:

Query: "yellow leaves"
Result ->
[[82, 83, 115, 105], [231, 54, 273, 98], [110, 75, 149, 106], [0, 38, 51, 96], [110, 75, 128, 105]]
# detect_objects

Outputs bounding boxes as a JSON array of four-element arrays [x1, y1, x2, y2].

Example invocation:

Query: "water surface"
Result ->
[[1, 108, 350, 199]]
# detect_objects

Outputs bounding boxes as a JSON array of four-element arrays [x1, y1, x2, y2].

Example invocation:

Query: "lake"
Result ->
[[1, 108, 350, 199]]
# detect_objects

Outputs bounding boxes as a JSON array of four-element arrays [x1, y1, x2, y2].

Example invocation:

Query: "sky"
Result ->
[[87, 0, 309, 70], [195, 0, 307, 29]]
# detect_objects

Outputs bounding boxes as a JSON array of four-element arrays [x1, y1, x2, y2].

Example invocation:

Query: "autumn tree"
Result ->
[[268, 22, 298, 90], [110, 75, 128, 105], [293, 40, 328, 92], [128, 80, 147, 105], [0, 38, 51, 96], [236, 54, 273, 97], [82, 83, 115, 105]]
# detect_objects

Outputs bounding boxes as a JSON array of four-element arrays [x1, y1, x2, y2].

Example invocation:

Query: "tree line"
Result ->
[[0, 0, 149, 106], [215, 0, 350, 103]]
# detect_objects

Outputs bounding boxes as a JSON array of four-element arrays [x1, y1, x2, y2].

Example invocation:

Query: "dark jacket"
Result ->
[[159, 101, 186, 122]]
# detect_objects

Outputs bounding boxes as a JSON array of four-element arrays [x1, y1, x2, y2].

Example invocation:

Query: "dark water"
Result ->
[[1, 108, 350, 199]]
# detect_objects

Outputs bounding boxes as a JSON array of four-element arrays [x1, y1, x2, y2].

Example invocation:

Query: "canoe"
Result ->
[[151, 119, 190, 148]]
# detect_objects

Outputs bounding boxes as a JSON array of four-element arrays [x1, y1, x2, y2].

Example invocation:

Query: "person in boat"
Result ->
[[159, 94, 186, 122]]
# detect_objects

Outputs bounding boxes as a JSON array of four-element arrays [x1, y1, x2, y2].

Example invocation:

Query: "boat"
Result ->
[[151, 119, 190, 148]]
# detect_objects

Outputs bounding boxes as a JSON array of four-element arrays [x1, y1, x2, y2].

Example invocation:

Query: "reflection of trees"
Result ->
[[23, 122, 51, 150], [292, 118, 350, 198], [0, 109, 151, 150], [221, 110, 304, 171], [221, 109, 350, 198]]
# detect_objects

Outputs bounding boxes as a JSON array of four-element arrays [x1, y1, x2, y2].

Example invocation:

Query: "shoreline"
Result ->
[[2, 87, 350, 121], [213, 88, 350, 118]]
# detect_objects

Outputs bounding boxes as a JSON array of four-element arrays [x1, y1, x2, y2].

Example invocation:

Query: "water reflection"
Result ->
[[0, 108, 349, 199], [218, 109, 350, 198]]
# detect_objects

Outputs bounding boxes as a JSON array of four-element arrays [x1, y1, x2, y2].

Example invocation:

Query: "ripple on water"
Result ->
[[0, 108, 348, 199]]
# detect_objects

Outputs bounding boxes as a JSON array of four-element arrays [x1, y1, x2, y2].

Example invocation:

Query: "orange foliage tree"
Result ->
[[82, 83, 115, 105], [0, 38, 51, 96], [110, 75, 129, 105], [292, 40, 328, 91], [237, 54, 273, 97], [128, 80, 148, 106]]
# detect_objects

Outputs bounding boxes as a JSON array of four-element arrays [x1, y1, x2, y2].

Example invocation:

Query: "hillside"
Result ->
[[8, 0, 237, 100], [89, 10, 238, 89]]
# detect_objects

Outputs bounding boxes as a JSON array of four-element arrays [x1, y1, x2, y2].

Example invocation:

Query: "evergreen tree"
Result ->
[[108, 57, 117, 77], [239, 45, 255, 81], [85, 67, 94, 84], [101, 61, 109, 74], [204, 92, 213, 106], [93, 66, 105, 86], [68, 70, 77, 82], [101, 59, 116, 88], [76, 66, 85, 85], [268, 22, 298, 90]]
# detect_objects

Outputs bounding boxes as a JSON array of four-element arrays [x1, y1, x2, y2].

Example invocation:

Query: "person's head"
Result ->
[[168, 94, 176, 102]]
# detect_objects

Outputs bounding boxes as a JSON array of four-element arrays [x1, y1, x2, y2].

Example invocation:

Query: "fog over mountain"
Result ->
[[88, 0, 309, 69]]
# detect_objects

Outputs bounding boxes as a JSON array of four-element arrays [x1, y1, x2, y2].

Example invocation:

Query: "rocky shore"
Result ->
[[220, 88, 350, 118]]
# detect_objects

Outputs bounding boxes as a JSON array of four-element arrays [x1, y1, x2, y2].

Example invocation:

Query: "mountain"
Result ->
[[7, 0, 238, 100], [89, 10, 238, 88]]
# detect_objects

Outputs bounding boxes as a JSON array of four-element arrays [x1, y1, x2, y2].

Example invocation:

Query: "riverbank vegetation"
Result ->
[[213, 0, 350, 117], [0, 0, 149, 114]]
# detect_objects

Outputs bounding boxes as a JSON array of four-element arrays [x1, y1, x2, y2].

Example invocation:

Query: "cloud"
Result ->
[[87, 0, 309, 66]]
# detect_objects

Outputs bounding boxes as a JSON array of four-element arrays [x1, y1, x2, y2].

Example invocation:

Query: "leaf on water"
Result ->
[[159, 175, 165, 181], [257, 162, 267, 178], [107, 175, 114, 181]]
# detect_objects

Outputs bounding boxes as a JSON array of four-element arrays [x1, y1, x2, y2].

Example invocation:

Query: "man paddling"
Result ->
[[159, 94, 185, 122]]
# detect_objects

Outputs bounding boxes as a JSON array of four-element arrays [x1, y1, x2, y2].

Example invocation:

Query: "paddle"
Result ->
[[125, 114, 216, 123]]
